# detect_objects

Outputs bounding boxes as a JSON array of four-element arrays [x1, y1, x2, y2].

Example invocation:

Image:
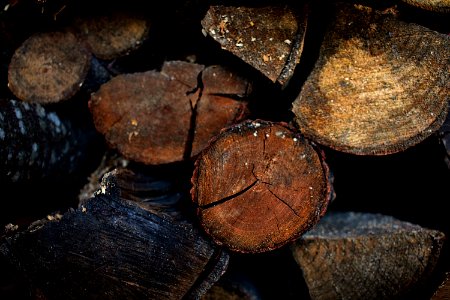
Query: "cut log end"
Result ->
[[292, 3, 449, 155], [191, 120, 330, 253], [201, 5, 308, 86], [292, 212, 446, 300], [89, 61, 249, 165], [74, 11, 151, 60], [8, 31, 91, 104]]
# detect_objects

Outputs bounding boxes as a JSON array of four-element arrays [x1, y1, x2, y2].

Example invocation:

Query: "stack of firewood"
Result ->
[[1, 0, 449, 299]]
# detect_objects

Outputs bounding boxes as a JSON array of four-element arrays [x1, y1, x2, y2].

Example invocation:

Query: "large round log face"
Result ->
[[192, 120, 330, 253], [292, 4, 449, 155]]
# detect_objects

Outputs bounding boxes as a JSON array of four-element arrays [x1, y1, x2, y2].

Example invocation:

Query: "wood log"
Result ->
[[0, 98, 91, 182], [291, 211, 446, 300], [73, 10, 151, 60], [0, 168, 229, 299], [191, 120, 331, 253], [400, 0, 450, 12], [291, 3, 449, 155], [8, 31, 91, 104], [89, 60, 250, 165], [201, 4, 308, 86]]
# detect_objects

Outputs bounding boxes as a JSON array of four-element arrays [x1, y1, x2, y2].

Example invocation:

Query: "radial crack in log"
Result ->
[[292, 3, 449, 155], [0, 168, 229, 299], [89, 61, 250, 165], [191, 120, 331, 253], [8, 31, 91, 104], [291, 212, 446, 300], [201, 5, 308, 86]]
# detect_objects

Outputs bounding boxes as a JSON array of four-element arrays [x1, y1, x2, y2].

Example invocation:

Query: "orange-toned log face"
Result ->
[[191, 120, 330, 253], [89, 61, 250, 165], [292, 4, 449, 155]]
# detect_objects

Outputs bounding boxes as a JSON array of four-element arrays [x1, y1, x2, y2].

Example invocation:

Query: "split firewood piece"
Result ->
[[400, 0, 450, 13], [291, 212, 446, 300], [201, 5, 308, 86], [292, 3, 449, 155], [89, 61, 250, 165], [8, 31, 91, 104], [0, 168, 229, 299], [73, 11, 150, 60], [0, 99, 90, 182], [191, 120, 331, 253]]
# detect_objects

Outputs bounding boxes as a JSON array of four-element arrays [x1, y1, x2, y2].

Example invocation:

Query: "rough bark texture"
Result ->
[[8, 31, 91, 104], [292, 212, 446, 300], [0, 168, 229, 299], [201, 5, 308, 86], [401, 0, 450, 12], [192, 120, 330, 253], [73, 11, 150, 60], [292, 3, 449, 155], [0, 99, 89, 182], [89, 61, 249, 165]]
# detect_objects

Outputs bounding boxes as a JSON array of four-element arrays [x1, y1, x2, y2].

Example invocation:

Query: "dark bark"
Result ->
[[0, 99, 91, 182], [0, 168, 229, 299]]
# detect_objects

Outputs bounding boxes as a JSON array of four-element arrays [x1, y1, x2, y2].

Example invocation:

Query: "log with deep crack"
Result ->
[[89, 60, 250, 165], [191, 120, 331, 253]]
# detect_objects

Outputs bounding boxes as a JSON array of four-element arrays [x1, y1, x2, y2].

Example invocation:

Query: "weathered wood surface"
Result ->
[[73, 10, 151, 60], [431, 272, 450, 300], [8, 31, 91, 104], [0, 99, 90, 182], [401, 0, 450, 12], [201, 5, 308, 86], [0, 168, 229, 299], [292, 3, 449, 155], [192, 120, 330, 253], [89, 61, 250, 165], [292, 212, 446, 300]]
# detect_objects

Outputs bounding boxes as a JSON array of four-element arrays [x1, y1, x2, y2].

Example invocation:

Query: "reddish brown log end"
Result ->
[[74, 11, 150, 60], [201, 5, 308, 86], [89, 61, 250, 165], [191, 120, 330, 253], [8, 31, 91, 104], [292, 3, 449, 155]]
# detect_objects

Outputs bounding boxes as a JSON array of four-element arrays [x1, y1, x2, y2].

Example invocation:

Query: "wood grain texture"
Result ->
[[192, 120, 330, 253], [0, 168, 229, 299], [292, 3, 449, 155], [292, 212, 445, 300], [8, 31, 91, 104], [401, 0, 450, 12], [89, 61, 249, 165], [201, 5, 308, 86]]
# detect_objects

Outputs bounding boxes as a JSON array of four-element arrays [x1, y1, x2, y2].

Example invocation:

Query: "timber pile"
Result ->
[[0, 0, 449, 299]]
